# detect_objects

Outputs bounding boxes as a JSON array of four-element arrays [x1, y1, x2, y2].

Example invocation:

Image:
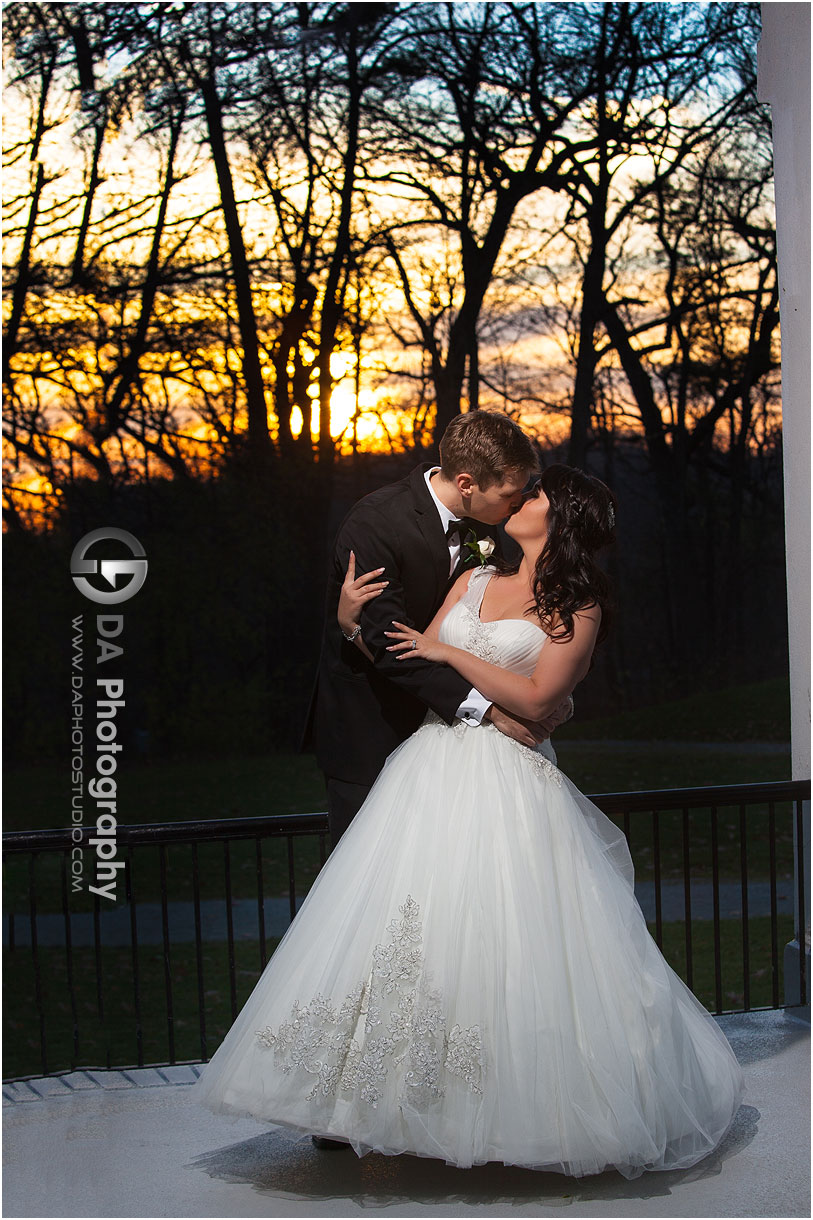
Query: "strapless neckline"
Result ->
[[439, 568, 548, 679], [475, 572, 547, 637], [477, 610, 547, 636]]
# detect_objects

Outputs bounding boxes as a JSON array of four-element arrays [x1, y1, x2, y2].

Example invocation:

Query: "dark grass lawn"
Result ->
[[3, 678, 792, 837], [3, 914, 795, 1081], [556, 676, 791, 743]]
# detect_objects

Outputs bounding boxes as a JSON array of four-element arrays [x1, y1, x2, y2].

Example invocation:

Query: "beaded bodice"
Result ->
[[439, 566, 547, 676], [425, 566, 559, 779]]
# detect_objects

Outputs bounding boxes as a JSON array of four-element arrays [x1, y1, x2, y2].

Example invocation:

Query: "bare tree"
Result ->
[[554, 2, 763, 469], [243, 2, 402, 465], [368, 2, 605, 437], [2, 3, 61, 387]]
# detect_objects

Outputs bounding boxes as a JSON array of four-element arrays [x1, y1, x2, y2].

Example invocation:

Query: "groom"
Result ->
[[308, 409, 571, 847]]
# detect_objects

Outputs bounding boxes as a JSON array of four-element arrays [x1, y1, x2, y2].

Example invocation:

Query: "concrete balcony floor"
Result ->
[[3, 1010, 809, 1219]]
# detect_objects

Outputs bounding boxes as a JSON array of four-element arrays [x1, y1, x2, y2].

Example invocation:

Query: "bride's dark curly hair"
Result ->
[[503, 463, 617, 647]]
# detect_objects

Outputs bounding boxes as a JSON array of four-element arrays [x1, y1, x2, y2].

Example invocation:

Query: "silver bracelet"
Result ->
[[342, 624, 362, 642]]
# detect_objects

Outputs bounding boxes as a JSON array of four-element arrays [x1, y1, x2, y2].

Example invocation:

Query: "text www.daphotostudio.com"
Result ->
[[69, 528, 148, 902]]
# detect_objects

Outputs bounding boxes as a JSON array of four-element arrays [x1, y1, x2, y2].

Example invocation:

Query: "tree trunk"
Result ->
[[435, 252, 498, 433], [567, 236, 606, 469], [273, 339, 296, 456], [274, 277, 316, 460], [434, 346, 468, 435], [3, 162, 45, 387], [316, 39, 360, 468], [71, 122, 104, 286], [104, 114, 183, 435], [468, 340, 479, 411], [201, 71, 271, 462], [62, 9, 105, 286], [568, 23, 610, 469], [432, 187, 541, 438]]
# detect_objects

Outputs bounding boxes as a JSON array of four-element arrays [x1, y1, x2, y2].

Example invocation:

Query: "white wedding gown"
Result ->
[[194, 566, 745, 1178]]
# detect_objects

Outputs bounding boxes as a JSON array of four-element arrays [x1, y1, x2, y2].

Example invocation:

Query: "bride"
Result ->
[[194, 464, 744, 1179]]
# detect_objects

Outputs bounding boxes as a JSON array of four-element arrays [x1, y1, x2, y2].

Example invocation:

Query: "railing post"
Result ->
[[783, 798, 810, 1016]]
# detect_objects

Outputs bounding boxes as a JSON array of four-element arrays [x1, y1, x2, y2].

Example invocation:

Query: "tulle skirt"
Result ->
[[192, 715, 745, 1178]]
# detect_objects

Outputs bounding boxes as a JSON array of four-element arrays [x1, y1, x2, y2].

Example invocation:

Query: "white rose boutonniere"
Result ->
[[463, 533, 496, 567]]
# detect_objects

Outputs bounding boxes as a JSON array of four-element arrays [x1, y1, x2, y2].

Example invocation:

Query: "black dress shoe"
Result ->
[[311, 1135, 351, 1150]]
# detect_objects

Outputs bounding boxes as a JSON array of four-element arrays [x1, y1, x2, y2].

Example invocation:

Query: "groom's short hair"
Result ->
[[439, 410, 537, 489]]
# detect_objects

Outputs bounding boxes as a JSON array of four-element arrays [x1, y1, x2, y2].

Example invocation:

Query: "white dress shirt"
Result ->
[[424, 468, 492, 726]]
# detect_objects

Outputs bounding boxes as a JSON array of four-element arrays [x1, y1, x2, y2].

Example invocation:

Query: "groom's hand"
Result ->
[[486, 705, 538, 747], [539, 695, 575, 737], [488, 696, 574, 746]]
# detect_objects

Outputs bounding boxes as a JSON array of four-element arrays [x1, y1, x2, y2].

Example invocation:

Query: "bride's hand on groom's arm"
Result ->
[[338, 551, 389, 638], [384, 622, 450, 665]]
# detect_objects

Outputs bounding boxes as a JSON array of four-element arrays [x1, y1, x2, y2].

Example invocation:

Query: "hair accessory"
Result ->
[[608, 504, 616, 529]]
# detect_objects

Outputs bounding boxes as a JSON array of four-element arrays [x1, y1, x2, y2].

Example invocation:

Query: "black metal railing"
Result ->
[[3, 813, 330, 1081], [3, 779, 809, 1082], [594, 780, 809, 1014]]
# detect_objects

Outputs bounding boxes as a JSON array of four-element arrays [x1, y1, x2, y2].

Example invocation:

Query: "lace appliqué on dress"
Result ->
[[418, 710, 563, 786], [418, 709, 468, 738], [255, 896, 484, 1108], [462, 603, 501, 665]]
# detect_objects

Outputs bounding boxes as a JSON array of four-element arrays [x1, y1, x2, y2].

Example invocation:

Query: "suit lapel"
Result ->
[[407, 466, 506, 598], [408, 465, 453, 602], [450, 553, 474, 585]]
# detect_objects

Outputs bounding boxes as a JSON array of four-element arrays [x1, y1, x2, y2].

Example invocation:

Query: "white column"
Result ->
[[757, 2, 810, 1011]]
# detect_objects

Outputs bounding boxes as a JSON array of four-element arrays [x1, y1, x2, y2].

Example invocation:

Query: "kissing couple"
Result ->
[[195, 410, 744, 1179]]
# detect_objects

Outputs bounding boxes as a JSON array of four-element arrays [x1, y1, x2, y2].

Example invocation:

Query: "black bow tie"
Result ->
[[445, 519, 470, 545]]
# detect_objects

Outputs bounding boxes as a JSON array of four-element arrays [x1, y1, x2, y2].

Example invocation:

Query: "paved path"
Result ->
[[3, 879, 795, 950], [557, 740, 789, 754], [2, 1011, 809, 1218]]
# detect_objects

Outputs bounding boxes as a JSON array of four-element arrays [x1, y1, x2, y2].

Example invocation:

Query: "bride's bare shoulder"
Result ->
[[545, 602, 602, 643], [451, 564, 493, 599]]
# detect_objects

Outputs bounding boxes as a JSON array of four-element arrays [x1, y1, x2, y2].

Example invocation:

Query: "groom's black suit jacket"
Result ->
[[307, 464, 498, 787]]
